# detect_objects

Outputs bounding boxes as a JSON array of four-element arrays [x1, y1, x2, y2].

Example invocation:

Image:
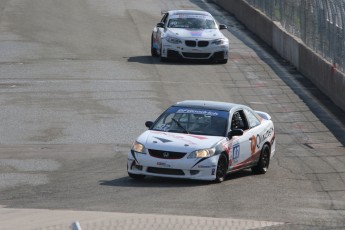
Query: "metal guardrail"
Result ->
[[245, 0, 345, 73]]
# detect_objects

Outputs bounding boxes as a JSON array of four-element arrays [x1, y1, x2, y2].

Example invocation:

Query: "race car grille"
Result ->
[[182, 52, 210, 58], [185, 40, 209, 47], [148, 149, 186, 159], [147, 167, 185, 175], [185, 40, 196, 47], [198, 41, 209, 47]]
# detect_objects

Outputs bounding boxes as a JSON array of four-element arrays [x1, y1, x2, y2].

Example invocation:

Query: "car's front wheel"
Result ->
[[252, 144, 270, 174], [215, 153, 228, 183], [151, 34, 159, 57], [160, 44, 168, 62]]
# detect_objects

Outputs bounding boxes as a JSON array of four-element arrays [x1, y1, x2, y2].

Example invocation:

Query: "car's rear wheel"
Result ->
[[128, 172, 146, 180], [252, 144, 270, 174], [151, 35, 159, 57], [215, 153, 228, 183]]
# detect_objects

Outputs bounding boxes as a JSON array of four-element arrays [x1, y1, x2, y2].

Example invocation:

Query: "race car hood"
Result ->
[[137, 130, 225, 153], [166, 28, 225, 40]]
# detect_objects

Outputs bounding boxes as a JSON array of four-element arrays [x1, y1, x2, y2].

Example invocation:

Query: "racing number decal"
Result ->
[[232, 143, 240, 163]]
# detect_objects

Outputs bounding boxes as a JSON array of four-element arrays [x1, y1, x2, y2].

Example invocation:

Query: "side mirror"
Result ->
[[145, 121, 153, 128], [219, 24, 227, 30], [227, 129, 243, 139], [156, 22, 165, 28]]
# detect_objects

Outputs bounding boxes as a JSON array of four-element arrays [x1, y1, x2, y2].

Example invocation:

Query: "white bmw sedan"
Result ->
[[151, 10, 229, 63], [127, 100, 276, 183]]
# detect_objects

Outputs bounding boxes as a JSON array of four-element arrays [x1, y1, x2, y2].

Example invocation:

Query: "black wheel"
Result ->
[[215, 153, 228, 183], [151, 35, 159, 57], [128, 172, 146, 180], [159, 45, 168, 62], [252, 144, 270, 174]]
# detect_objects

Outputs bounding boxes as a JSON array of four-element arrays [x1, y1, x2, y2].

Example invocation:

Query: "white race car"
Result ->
[[151, 10, 229, 63], [127, 100, 276, 183]]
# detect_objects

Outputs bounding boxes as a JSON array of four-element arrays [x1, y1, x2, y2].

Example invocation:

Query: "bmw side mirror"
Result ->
[[219, 24, 227, 30], [227, 129, 243, 139], [157, 22, 165, 28], [145, 121, 153, 128]]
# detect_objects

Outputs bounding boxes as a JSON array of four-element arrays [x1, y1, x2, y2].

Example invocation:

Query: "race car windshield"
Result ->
[[167, 17, 216, 29], [151, 107, 228, 136]]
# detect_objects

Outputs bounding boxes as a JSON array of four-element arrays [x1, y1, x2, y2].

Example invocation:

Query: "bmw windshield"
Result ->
[[151, 106, 229, 136], [167, 14, 217, 29]]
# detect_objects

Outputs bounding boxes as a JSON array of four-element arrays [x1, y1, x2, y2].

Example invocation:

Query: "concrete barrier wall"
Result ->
[[213, 0, 345, 112]]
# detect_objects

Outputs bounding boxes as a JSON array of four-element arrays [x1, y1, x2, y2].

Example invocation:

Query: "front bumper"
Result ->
[[161, 40, 229, 60], [127, 151, 220, 181]]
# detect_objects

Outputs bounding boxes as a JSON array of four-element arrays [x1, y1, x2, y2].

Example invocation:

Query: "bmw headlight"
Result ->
[[211, 38, 227, 45], [166, 36, 182, 44], [188, 148, 215, 158], [131, 141, 146, 154]]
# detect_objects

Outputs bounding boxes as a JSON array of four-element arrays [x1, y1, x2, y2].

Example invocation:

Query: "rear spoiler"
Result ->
[[255, 111, 271, 120]]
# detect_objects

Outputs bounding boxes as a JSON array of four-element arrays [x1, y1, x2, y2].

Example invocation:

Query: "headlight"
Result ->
[[131, 141, 146, 154], [211, 38, 227, 45], [166, 36, 182, 44], [188, 148, 215, 158]]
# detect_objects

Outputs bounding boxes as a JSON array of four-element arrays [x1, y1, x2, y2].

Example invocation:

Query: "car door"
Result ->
[[229, 110, 256, 170]]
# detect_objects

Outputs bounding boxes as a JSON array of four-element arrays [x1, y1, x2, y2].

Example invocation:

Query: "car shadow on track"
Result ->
[[99, 170, 253, 188], [126, 56, 220, 65]]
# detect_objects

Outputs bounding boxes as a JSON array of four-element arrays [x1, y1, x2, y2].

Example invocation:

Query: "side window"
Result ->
[[161, 13, 169, 25], [231, 110, 248, 131], [244, 109, 260, 128]]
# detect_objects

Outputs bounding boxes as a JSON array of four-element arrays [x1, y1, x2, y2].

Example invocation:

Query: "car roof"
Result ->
[[173, 100, 242, 112], [167, 10, 212, 17]]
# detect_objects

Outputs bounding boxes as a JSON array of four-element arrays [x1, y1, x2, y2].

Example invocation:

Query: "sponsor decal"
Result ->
[[198, 165, 213, 168], [153, 136, 172, 143], [232, 143, 240, 163], [157, 162, 171, 168], [170, 14, 211, 20], [176, 109, 218, 116], [211, 168, 216, 175], [151, 131, 202, 145], [256, 127, 274, 148], [191, 31, 203, 36]]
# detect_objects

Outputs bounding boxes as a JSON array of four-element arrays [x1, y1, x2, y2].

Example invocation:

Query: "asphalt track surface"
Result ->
[[0, 0, 345, 229]]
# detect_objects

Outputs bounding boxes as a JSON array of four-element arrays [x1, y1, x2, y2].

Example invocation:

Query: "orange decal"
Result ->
[[250, 135, 256, 155]]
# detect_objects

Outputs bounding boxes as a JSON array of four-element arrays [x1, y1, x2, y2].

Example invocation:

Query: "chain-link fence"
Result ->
[[245, 0, 345, 73]]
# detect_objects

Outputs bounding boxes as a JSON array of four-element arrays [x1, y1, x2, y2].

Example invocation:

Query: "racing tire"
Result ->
[[215, 153, 228, 183], [251, 144, 270, 174], [151, 35, 159, 57], [159, 45, 168, 62], [128, 172, 146, 180]]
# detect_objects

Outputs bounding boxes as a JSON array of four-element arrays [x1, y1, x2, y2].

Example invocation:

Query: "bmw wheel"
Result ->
[[151, 34, 158, 57], [215, 153, 228, 183], [160, 44, 168, 62], [252, 144, 270, 174]]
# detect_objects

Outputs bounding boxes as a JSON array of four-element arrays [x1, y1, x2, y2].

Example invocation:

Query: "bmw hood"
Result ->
[[166, 28, 225, 40], [137, 130, 225, 153]]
